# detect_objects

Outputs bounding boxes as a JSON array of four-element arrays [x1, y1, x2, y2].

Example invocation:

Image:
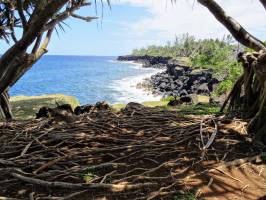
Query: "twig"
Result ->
[[11, 172, 157, 191]]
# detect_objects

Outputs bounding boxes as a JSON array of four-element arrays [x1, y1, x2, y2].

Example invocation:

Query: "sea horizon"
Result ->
[[10, 55, 162, 105]]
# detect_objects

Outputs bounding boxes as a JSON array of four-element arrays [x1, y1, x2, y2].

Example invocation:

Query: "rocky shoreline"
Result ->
[[117, 55, 170, 69], [118, 55, 224, 105]]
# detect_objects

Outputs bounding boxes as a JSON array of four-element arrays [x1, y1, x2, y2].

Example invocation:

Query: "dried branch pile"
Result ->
[[0, 104, 259, 199]]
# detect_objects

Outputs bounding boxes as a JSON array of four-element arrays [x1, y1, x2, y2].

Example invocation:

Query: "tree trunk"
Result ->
[[222, 51, 266, 143], [196, 0, 266, 143], [0, 1, 67, 96], [0, 91, 13, 120]]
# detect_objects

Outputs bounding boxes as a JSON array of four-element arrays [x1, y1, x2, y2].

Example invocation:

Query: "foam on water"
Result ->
[[110, 62, 164, 104]]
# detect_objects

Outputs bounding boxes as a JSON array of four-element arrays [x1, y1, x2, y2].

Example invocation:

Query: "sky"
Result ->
[[0, 0, 265, 56]]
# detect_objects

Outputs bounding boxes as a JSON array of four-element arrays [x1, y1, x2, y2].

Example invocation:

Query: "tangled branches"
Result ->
[[0, 104, 259, 199], [222, 51, 266, 142]]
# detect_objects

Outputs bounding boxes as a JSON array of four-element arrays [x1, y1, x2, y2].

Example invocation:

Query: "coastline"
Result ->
[[117, 55, 223, 104], [111, 60, 164, 104], [10, 56, 164, 105]]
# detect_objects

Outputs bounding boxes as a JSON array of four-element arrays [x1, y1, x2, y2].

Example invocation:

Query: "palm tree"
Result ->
[[0, 0, 99, 119]]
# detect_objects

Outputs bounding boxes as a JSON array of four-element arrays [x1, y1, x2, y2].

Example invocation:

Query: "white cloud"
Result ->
[[113, 0, 266, 44]]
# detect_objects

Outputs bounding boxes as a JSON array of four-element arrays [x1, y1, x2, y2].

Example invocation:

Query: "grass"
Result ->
[[83, 172, 98, 183], [7, 94, 219, 120], [177, 104, 220, 116], [111, 103, 127, 112], [142, 100, 168, 107], [112, 95, 220, 116], [111, 100, 169, 112], [174, 190, 198, 200], [10, 94, 80, 120]]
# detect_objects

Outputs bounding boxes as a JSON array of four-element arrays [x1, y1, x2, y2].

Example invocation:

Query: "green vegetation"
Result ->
[[83, 172, 98, 182], [174, 190, 198, 200], [111, 100, 169, 112], [178, 104, 220, 116], [9, 94, 219, 120], [142, 100, 169, 107], [111, 103, 126, 112], [9, 94, 80, 120], [132, 34, 243, 95], [112, 96, 220, 116]]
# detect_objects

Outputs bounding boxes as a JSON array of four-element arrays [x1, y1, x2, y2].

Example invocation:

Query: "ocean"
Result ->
[[10, 55, 162, 105]]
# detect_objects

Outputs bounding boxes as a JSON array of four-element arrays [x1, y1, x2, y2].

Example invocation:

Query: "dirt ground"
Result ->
[[0, 104, 265, 200]]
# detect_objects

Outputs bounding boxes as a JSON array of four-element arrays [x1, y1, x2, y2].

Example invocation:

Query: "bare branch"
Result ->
[[71, 13, 97, 22], [43, 2, 92, 32], [31, 34, 43, 54], [35, 29, 53, 58]]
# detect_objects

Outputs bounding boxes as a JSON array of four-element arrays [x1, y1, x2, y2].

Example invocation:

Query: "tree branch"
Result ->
[[31, 34, 43, 54], [42, 2, 92, 32], [9, 29, 53, 88], [198, 0, 266, 51], [0, 1, 68, 94], [9, 9, 18, 43], [16, 0, 28, 31], [35, 29, 53, 58], [71, 13, 97, 22], [260, 0, 266, 10]]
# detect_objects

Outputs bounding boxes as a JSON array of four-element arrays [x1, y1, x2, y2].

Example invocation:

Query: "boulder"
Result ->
[[36, 107, 50, 119], [180, 94, 198, 104], [197, 83, 210, 95], [36, 104, 75, 122], [166, 65, 184, 77], [167, 99, 182, 106], [123, 102, 145, 113], [56, 104, 73, 113], [36, 104, 73, 119], [159, 82, 167, 89], [95, 101, 111, 110], [179, 90, 188, 97], [74, 104, 93, 115], [74, 101, 110, 115]]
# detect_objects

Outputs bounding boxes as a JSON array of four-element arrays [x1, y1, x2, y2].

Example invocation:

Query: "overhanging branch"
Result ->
[[260, 0, 266, 10], [198, 0, 266, 51]]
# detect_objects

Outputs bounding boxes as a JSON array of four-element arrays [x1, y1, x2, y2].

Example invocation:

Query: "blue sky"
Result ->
[[0, 0, 265, 56]]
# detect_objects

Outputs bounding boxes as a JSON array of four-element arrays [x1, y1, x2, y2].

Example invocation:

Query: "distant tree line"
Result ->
[[132, 34, 238, 66]]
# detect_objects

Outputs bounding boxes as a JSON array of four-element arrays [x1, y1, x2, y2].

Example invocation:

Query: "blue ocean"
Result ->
[[10, 56, 162, 105]]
